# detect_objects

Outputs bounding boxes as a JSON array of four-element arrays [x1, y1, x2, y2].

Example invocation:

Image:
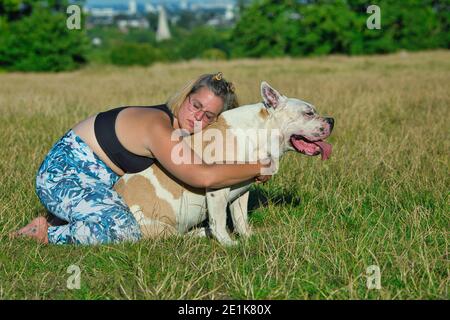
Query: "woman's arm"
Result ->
[[143, 114, 269, 189]]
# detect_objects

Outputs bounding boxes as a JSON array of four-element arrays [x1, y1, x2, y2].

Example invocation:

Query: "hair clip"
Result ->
[[213, 72, 223, 81], [227, 82, 235, 93]]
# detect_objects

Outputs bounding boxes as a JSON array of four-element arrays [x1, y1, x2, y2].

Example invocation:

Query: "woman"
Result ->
[[12, 72, 271, 245]]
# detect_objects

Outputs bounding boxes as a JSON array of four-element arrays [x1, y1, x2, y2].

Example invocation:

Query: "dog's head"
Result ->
[[261, 81, 334, 160]]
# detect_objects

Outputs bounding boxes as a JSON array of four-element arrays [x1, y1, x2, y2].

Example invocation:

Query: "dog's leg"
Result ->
[[230, 191, 253, 239], [206, 188, 237, 246]]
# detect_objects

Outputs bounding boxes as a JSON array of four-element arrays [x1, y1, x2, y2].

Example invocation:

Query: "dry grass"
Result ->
[[0, 50, 448, 299]]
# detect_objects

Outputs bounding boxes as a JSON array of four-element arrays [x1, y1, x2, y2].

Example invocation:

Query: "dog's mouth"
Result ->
[[290, 135, 332, 160]]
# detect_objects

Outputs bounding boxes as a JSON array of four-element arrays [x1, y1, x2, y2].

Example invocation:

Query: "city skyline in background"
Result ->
[[85, 0, 237, 10], [83, 0, 239, 33], [87, 0, 236, 4]]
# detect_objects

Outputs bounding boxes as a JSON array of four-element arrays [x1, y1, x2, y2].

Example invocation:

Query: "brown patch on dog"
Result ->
[[115, 175, 177, 238], [207, 116, 230, 134], [114, 179, 125, 195], [153, 163, 205, 197], [151, 164, 183, 199], [259, 108, 269, 120]]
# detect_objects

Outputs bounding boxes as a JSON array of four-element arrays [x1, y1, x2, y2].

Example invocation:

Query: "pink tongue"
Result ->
[[313, 141, 332, 160]]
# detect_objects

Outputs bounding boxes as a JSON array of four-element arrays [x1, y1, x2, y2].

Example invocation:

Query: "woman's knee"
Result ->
[[82, 207, 142, 244], [108, 210, 142, 243]]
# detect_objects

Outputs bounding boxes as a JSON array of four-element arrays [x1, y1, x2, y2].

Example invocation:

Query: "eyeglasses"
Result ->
[[187, 95, 218, 124]]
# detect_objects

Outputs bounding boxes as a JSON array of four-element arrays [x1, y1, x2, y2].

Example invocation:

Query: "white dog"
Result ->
[[114, 82, 334, 246]]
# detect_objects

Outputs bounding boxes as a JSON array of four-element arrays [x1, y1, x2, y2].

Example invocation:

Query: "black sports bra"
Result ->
[[94, 104, 174, 174]]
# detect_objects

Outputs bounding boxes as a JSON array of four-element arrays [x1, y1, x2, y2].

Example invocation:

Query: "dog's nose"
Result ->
[[326, 118, 334, 132]]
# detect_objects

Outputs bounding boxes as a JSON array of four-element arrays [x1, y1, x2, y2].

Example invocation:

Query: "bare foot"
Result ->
[[10, 216, 49, 244]]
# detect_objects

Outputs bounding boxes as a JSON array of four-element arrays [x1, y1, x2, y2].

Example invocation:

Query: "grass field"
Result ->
[[0, 50, 448, 299]]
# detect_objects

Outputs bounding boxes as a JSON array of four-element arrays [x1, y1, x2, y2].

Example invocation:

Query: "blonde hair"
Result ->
[[166, 72, 239, 118]]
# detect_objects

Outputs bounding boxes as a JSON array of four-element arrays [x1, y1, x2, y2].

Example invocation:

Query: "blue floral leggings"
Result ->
[[35, 130, 142, 245]]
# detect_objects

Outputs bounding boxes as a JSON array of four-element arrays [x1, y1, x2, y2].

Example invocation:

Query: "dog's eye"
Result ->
[[305, 112, 314, 116]]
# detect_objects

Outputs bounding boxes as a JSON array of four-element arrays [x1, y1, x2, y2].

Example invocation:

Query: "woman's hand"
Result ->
[[255, 174, 272, 184], [254, 157, 275, 184]]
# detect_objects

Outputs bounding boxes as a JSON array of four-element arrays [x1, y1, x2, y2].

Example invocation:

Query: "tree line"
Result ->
[[0, 0, 448, 72]]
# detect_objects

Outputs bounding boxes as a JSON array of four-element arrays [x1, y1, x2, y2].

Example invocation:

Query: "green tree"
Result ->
[[391, 0, 442, 50], [349, 0, 443, 53], [432, 0, 450, 48], [0, 0, 33, 21], [293, 1, 361, 55], [231, 0, 447, 57], [231, 0, 301, 58], [0, 0, 89, 72], [110, 42, 161, 66], [176, 26, 231, 60]]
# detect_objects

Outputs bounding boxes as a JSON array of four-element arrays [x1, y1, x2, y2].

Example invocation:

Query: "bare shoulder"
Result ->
[[111, 107, 174, 156], [124, 107, 175, 149], [138, 108, 172, 130]]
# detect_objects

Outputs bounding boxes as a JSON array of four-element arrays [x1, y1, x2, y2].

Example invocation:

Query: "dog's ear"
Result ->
[[261, 81, 284, 109]]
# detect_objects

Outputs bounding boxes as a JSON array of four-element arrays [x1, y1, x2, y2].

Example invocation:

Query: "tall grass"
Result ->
[[0, 51, 448, 299]]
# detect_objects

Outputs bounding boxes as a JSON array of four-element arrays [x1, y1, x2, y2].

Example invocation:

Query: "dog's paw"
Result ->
[[240, 229, 253, 239], [186, 227, 208, 238], [214, 234, 238, 246]]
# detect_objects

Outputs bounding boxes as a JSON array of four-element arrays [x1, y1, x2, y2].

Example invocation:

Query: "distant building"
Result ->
[[84, 1, 238, 30], [156, 6, 171, 42], [145, 2, 157, 14], [128, 0, 137, 16], [206, 18, 221, 27], [90, 8, 116, 18], [191, 2, 232, 11], [117, 18, 150, 32], [180, 0, 189, 11], [88, 8, 117, 26], [224, 4, 234, 21]]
